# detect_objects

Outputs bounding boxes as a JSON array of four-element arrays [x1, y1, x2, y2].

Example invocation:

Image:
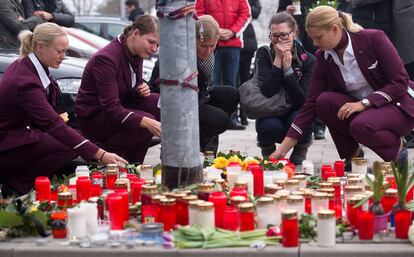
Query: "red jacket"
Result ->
[[195, 0, 251, 48]]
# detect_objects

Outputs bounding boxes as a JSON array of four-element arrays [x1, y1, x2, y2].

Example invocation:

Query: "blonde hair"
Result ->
[[306, 6, 363, 33], [19, 22, 67, 58], [196, 15, 219, 42]]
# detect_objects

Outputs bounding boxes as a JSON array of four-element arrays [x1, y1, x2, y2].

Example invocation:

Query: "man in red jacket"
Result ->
[[196, 0, 251, 130]]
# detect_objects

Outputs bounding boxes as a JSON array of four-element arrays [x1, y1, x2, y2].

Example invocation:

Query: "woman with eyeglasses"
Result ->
[[270, 6, 414, 168], [254, 12, 315, 164]]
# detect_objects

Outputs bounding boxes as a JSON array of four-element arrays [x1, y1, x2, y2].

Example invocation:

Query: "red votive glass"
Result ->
[[76, 176, 91, 203], [208, 191, 227, 228], [358, 211, 374, 240], [57, 192, 73, 209], [114, 188, 130, 222], [222, 206, 240, 231], [347, 198, 362, 227], [230, 187, 248, 200], [321, 165, 332, 180], [381, 189, 397, 214], [282, 210, 298, 247], [173, 193, 187, 226], [130, 179, 145, 204], [159, 198, 177, 231], [35, 176, 51, 202], [395, 209, 412, 239], [105, 170, 117, 189], [334, 160, 345, 177], [197, 183, 214, 201], [50, 211, 67, 239], [334, 197, 343, 220], [331, 180, 341, 198], [247, 164, 264, 196], [238, 203, 255, 231], [91, 172, 103, 197], [141, 204, 158, 223], [324, 170, 336, 181], [141, 185, 158, 205], [106, 193, 124, 230]]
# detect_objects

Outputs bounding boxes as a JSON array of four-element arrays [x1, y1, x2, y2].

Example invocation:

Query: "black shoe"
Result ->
[[313, 129, 325, 140], [240, 117, 249, 126], [228, 120, 246, 130]]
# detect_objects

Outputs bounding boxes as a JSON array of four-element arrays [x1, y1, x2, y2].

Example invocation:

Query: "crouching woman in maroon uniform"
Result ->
[[0, 23, 127, 194]]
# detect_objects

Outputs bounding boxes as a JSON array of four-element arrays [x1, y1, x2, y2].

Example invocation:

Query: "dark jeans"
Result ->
[[213, 47, 240, 88], [256, 110, 313, 147], [199, 85, 239, 149]]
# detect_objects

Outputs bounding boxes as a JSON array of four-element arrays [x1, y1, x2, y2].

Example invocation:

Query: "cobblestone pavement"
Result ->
[[144, 119, 414, 172]]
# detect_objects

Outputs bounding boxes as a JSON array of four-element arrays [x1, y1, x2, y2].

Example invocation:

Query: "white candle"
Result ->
[[287, 195, 305, 217], [67, 207, 87, 238], [272, 171, 288, 183], [188, 200, 204, 226], [238, 172, 254, 195], [285, 180, 300, 193], [256, 197, 275, 229], [227, 165, 242, 189], [317, 210, 336, 247], [139, 164, 153, 179], [351, 158, 367, 174], [312, 193, 329, 216], [263, 171, 274, 187], [292, 175, 307, 189], [76, 165, 90, 178], [80, 202, 98, 236], [197, 202, 215, 227], [270, 195, 282, 226], [206, 167, 223, 181], [302, 160, 314, 175]]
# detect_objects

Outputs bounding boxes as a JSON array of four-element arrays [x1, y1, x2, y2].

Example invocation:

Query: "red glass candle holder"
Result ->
[[130, 179, 145, 204], [51, 211, 67, 239], [197, 183, 214, 201], [230, 187, 248, 200], [159, 198, 177, 231], [324, 170, 336, 181], [321, 165, 332, 180], [76, 176, 91, 203], [334, 160, 345, 177], [247, 164, 264, 196], [106, 193, 124, 230], [395, 209, 412, 239], [334, 197, 343, 220], [239, 203, 255, 231], [222, 206, 240, 231], [35, 176, 51, 202], [208, 191, 227, 228], [91, 172, 103, 197], [304, 196, 312, 214], [114, 188, 130, 222], [282, 210, 298, 247], [51, 189, 58, 202], [358, 211, 374, 240], [141, 204, 158, 223], [381, 196, 397, 214], [347, 199, 362, 227], [57, 192, 73, 209], [173, 194, 188, 226], [105, 171, 117, 189], [406, 186, 414, 203]]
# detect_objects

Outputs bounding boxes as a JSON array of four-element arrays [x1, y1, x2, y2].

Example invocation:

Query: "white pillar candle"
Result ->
[[317, 210, 336, 247], [188, 200, 204, 226], [138, 164, 153, 179], [76, 165, 90, 178], [206, 167, 223, 181], [351, 158, 367, 174], [238, 172, 254, 195], [256, 197, 275, 229], [263, 171, 274, 187], [302, 160, 314, 175], [67, 207, 87, 239], [197, 202, 215, 227], [311, 193, 329, 216], [292, 175, 307, 189], [227, 165, 242, 189], [80, 202, 98, 236], [287, 195, 305, 217], [285, 180, 300, 193], [270, 195, 282, 226]]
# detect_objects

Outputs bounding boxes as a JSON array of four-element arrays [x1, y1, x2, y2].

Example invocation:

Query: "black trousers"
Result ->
[[199, 85, 239, 149]]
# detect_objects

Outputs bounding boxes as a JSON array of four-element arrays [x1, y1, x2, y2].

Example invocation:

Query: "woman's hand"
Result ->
[[282, 49, 292, 69], [269, 148, 286, 160], [269, 137, 298, 160], [94, 149, 128, 166], [286, 5, 295, 15], [140, 116, 161, 137], [337, 101, 366, 120], [137, 82, 151, 97]]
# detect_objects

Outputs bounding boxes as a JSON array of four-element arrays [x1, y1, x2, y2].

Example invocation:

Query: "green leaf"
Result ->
[[0, 211, 24, 227]]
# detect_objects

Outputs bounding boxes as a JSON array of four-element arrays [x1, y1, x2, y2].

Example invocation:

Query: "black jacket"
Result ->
[[22, 0, 74, 27], [0, 0, 44, 49], [128, 8, 144, 22], [241, 0, 261, 57], [257, 41, 315, 110]]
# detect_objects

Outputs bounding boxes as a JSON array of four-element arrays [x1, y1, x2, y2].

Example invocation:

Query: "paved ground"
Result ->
[[144, 119, 414, 172]]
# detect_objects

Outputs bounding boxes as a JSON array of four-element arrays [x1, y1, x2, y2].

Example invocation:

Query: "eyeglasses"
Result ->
[[269, 30, 294, 40]]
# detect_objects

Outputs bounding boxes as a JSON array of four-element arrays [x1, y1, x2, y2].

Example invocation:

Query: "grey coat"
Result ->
[[0, 0, 44, 49], [22, 0, 74, 27]]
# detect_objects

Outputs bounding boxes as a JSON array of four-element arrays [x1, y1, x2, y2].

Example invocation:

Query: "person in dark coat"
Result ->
[[255, 12, 315, 164], [75, 15, 161, 164], [0, 23, 126, 195], [0, 0, 44, 49], [148, 15, 238, 154], [238, 0, 261, 126], [22, 0, 74, 27], [270, 6, 414, 168], [125, 0, 144, 22]]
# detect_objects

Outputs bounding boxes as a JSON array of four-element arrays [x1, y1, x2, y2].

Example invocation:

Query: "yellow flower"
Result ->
[[212, 157, 228, 170], [242, 157, 260, 170], [228, 155, 243, 166]]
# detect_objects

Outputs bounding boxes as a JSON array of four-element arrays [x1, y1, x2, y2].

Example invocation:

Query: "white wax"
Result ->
[[317, 217, 336, 247], [272, 171, 288, 182], [80, 202, 98, 236], [287, 201, 305, 217], [189, 206, 199, 226], [69, 177, 77, 186], [140, 167, 153, 179], [206, 167, 222, 180], [273, 200, 282, 226], [263, 171, 274, 187], [257, 204, 274, 228], [312, 199, 329, 217], [67, 207, 87, 238], [238, 172, 254, 195], [352, 163, 367, 174], [76, 166, 90, 178], [198, 209, 215, 228], [227, 165, 242, 189], [302, 160, 314, 175]]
